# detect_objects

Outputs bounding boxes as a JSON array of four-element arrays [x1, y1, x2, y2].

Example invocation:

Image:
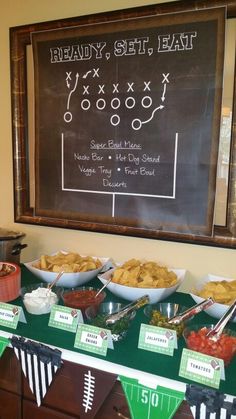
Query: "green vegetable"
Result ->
[[91, 314, 130, 335], [149, 310, 184, 336]]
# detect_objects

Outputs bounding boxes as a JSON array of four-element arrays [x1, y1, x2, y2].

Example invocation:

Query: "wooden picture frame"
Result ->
[[10, 0, 236, 247]]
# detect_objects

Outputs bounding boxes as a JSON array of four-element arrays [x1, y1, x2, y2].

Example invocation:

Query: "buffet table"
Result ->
[[0, 265, 236, 418]]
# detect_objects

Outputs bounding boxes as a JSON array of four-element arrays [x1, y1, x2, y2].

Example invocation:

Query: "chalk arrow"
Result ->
[[66, 73, 79, 110], [83, 70, 91, 79], [161, 84, 167, 102]]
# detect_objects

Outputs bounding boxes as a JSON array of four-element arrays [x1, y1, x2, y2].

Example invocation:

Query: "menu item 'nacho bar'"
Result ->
[[33, 251, 102, 273], [112, 259, 178, 288], [195, 280, 236, 305]]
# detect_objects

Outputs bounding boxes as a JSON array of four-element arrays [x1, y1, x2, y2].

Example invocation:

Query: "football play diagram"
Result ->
[[63, 69, 169, 131]]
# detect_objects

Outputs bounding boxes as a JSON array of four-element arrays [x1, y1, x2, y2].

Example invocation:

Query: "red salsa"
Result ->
[[186, 326, 236, 365], [63, 289, 105, 313]]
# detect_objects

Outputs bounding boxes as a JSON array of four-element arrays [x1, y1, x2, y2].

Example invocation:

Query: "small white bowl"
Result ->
[[24, 252, 111, 288], [190, 273, 236, 323], [98, 267, 186, 303]]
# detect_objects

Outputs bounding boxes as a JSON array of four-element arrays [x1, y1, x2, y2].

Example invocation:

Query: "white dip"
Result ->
[[23, 287, 58, 315]]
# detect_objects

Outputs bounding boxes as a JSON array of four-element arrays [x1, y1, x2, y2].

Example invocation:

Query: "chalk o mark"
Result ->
[[81, 99, 91, 110], [96, 98, 106, 110], [110, 114, 120, 126], [132, 119, 142, 131], [125, 96, 135, 109], [142, 96, 152, 108], [111, 97, 121, 110], [64, 112, 73, 123]]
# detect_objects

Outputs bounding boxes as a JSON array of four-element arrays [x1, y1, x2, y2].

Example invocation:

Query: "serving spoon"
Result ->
[[95, 276, 113, 298], [168, 297, 215, 325], [206, 300, 236, 342], [46, 270, 64, 294]]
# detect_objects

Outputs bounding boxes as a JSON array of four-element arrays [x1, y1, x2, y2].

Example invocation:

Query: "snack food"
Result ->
[[62, 287, 106, 315], [111, 259, 178, 288], [33, 251, 102, 273], [86, 302, 136, 341], [149, 310, 185, 337], [195, 279, 236, 305], [0, 263, 15, 277], [23, 287, 58, 315], [184, 325, 236, 365]]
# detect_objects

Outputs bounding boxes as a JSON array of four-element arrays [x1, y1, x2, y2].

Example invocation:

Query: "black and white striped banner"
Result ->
[[186, 384, 236, 419], [11, 336, 62, 407]]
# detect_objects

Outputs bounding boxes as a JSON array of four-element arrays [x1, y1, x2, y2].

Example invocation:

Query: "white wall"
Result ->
[[0, 0, 235, 292]]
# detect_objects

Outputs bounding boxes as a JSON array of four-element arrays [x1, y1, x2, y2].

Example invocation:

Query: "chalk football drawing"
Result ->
[[64, 68, 170, 130], [82, 370, 95, 413]]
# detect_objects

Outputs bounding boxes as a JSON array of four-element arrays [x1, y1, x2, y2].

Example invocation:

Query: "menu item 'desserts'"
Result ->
[[112, 259, 178, 288]]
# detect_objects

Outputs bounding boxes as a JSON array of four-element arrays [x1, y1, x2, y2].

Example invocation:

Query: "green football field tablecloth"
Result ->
[[0, 265, 236, 397]]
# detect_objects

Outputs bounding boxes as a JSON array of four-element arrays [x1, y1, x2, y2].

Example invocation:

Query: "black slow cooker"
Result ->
[[0, 228, 27, 264]]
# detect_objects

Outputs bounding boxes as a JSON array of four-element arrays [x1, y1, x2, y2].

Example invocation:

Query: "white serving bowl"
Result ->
[[24, 252, 111, 288], [190, 274, 236, 323], [98, 267, 186, 303]]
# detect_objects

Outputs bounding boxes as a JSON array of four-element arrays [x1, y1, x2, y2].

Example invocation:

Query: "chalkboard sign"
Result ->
[[32, 7, 225, 236]]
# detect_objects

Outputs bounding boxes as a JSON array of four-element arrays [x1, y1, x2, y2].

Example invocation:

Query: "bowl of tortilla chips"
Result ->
[[190, 274, 236, 322], [97, 258, 186, 303], [24, 251, 111, 288]]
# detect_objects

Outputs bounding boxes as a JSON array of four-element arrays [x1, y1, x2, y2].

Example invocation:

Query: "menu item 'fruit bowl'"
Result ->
[[190, 274, 236, 322], [183, 324, 236, 366], [86, 302, 136, 341], [62, 286, 106, 316], [98, 259, 186, 303], [21, 282, 63, 315], [24, 251, 110, 288], [144, 303, 191, 337]]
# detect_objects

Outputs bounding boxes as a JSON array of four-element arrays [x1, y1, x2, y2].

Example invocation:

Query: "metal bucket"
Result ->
[[0, 228, 27, 264]]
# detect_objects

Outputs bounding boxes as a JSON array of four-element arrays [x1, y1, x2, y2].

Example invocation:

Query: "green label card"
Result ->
[[74, 324, 113, 356], [0, 337, 9, 357], [120, 375, 185, 419], [48, 305, 83, 332], [179, 348, 224, 389], [0, 303, 26, 329], [138, 323, 177, 356]]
